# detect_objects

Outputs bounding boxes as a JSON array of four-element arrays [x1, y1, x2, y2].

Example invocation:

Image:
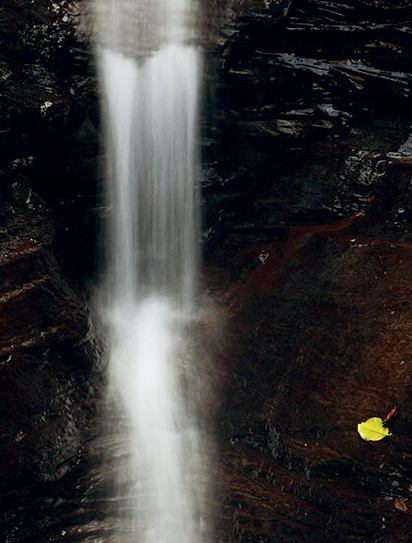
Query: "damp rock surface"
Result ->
[[209, 215, 412, 542], [2, 1, 412, 543], [0, 0, 100, 281], [202, 0, 412, 246], [200, 2, 412, 540], [0, 180, 97, 542], [0, 2, 98, 541]]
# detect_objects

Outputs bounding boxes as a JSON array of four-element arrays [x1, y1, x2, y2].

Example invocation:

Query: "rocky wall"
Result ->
[[0, 2, 99, 541], [2, 1, 412, 542]]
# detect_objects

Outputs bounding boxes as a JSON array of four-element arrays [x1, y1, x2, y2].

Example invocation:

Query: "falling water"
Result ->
[[91, 1, 211, 542]]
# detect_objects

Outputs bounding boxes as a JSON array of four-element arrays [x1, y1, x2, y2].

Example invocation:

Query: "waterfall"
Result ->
[[91, 1, 211, 542], [101, 45, 200, 307]]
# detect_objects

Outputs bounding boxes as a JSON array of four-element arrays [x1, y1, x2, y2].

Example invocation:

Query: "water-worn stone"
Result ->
[[3, 1, 412, 543], [0, 178, 97, 541], [210, 214, 412, 542], [0, 3, 99, 539], [0, 0, 100, 280], [203, 0, 412, 245]]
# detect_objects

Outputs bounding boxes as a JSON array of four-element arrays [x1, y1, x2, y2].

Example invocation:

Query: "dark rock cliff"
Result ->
[[204, 0, 412, 245], [205, 1, 412, 542], [2, 0, 412, 542], [0, 1, 99, 540], [0, 0, 100, 279]]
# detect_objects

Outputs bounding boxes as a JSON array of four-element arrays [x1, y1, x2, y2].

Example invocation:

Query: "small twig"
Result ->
[[382, 405, 399, 427]]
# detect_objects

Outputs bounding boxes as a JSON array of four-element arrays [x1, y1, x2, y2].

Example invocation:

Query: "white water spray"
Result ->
[[91, 1, 211, 542]]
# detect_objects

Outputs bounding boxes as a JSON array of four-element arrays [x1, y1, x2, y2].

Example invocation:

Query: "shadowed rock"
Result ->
[[209, 214, 412, 542], [0, 178, 97, 541], [203, 0, 412, 245], [3, 1, 412, 543]]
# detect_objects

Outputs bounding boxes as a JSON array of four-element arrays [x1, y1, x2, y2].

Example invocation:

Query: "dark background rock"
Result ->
[[208, 215, 412, 542], [0, 0, 100, 282], [0, 175, 98, 542], [204, 1, 412, 542], [203, 0, 412, 248], [2, 0, 412, 542], [0, 2, 99, 541]]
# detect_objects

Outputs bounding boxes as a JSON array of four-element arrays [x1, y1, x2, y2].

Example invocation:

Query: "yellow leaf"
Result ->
[[357, 417, 392, 441]]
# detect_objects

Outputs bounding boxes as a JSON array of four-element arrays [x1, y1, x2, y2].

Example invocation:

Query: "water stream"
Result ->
[[91, 1, 211, 542]]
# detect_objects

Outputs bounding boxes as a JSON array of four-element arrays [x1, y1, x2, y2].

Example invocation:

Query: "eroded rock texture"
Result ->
[[0, 0, 100, 279], [0, 183, 98, 541], [210, 216, 412, 542], [2, 1, 412, 543], [0, 1, 98, 541], [203, 0, 412, 245], [203, 0, 412, 541]]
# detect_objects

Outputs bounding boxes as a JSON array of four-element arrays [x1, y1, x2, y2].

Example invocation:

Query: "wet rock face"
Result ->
[[203, 0, 412, 245], [0, 0, 100, 280], [210, 216, 412, 542], [3, 1, 412, 543], [200, 1, 412, 541], [0, 179, 96, 540], [0, 2, 98, 540]]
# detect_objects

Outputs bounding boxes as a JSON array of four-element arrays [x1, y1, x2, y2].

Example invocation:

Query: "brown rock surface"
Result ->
[[3, 1, 412, 543], [0, 180, 95, 540], [209, 214, 412, 542]]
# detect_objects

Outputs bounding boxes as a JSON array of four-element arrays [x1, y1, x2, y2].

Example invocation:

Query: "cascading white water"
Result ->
[[91, 1, 211, 542], [101, 44, 200, 307]]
